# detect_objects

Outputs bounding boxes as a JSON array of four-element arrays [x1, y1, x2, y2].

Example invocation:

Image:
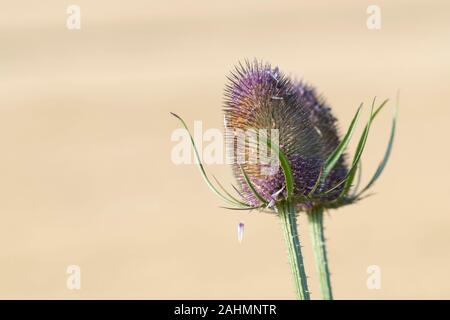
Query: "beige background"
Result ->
[[0, 0, 449, 299]]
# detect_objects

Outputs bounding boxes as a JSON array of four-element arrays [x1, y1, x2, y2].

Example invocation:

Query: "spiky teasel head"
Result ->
[[171, 59, 396, 213], [224, 60, 348, 209]]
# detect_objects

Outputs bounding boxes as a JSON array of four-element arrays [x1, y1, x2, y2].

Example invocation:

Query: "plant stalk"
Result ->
[[278, 200, 310, 300], [308, 207, 333, 300]]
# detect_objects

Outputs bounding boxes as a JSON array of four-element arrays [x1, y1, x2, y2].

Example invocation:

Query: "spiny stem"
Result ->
[[308, 207, 333, 300], [278, 200, 310, 300]]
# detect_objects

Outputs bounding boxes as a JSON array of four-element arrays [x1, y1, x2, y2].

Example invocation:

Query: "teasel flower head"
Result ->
[[171, 59, 397, 300], [171, 59, 396, 214], [224, 60, 348, 209]]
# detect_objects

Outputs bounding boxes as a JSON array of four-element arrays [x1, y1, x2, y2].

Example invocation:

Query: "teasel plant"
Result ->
[[171, 60, 397, 300]]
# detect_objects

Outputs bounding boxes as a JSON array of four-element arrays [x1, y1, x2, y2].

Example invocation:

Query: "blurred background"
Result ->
[[0, 0, 449, 299]]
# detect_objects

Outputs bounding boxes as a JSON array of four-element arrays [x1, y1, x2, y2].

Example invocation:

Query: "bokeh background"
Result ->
[[1, 0, 449, 299]]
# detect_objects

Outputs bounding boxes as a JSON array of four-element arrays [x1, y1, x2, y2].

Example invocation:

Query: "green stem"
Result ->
[[278, 201, 310, 300], [308, 207, 333, 300]]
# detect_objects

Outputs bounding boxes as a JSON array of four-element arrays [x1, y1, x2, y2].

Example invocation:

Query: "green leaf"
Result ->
[[279, 148, 295, 199], [213, 175, 250, 207], [340, 98, 389, 198], [308, 167, 323, 197], [357, 102, 397, 196], [219, 205, 264, 211], [323, 104, 363, 179], [351, 161, 363, 197], [272, 142, 295, 199], [170, 112, 248, 207], [239, 165, 268, 205], [260, 132, 295, 199], [319, 176, 347, 196], [231, 184, 246, 198]]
